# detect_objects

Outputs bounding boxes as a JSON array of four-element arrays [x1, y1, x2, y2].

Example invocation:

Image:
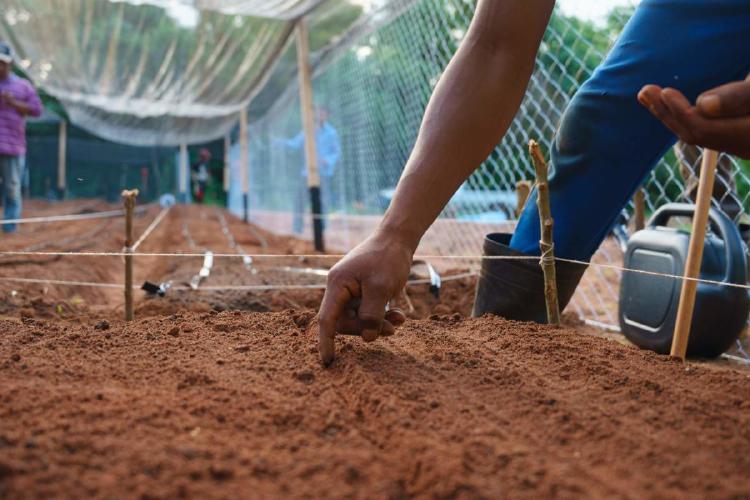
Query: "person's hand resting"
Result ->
[[317, 230, 411, 366], [1, 90, 16, 107], [638, 75, 750, 159]]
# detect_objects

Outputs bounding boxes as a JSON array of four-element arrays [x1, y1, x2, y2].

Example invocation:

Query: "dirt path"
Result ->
[[1, 313, 749, 498]]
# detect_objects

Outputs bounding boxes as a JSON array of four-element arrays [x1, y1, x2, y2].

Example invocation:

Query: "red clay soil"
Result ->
[[2, 312, 750, 499], [2, 200, 750, 498]]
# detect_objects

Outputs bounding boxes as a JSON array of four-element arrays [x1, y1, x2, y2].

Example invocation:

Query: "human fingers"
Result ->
[[357, 280, 392, 342], [661, 88, 750, 158], [652, 87, 702, 142], [318, 275, 356, 366], [638, 84, 669, 119], [697, 78, 750, 119], [384, 308, 406, 327], [639, 85, 695, 139]]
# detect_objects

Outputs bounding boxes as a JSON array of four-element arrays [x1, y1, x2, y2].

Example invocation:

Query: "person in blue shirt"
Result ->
[[277, 107, 341, 234], [316, 0, 750, 365]]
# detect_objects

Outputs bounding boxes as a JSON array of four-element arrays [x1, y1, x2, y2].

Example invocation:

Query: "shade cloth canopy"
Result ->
[[0, 0, 405, 145]]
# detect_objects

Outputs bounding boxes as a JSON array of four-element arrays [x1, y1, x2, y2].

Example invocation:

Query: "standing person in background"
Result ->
[[276, 107, 341, 234], [0, 41, 41, 233], [191, 148, 212, 204], [140, 165, 150, 200]]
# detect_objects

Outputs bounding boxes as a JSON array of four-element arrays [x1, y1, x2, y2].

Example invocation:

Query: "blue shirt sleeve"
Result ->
[[318, 125, 341, 177]]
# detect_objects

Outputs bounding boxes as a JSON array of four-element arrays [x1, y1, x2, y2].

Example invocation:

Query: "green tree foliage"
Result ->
[[249, 0, 364, 119], [303, 2, 638, 206]]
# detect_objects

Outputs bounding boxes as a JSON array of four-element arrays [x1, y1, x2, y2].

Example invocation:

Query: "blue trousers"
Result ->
[[510, 0, 750, 260], [1, 154, 23, 233]]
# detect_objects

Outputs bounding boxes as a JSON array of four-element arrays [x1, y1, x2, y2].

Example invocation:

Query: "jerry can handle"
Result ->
[[647, 202, 746, 284]]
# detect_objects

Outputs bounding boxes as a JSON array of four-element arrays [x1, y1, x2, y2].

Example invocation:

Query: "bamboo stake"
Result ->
[[178, 144, 188, 202], [670, 149, 719, 360], [239, 110, 249, 222], [529, 140, 560, 326], [122, 189, 139, 321], [634, 188, 646, 231], [296, 18, 325, 252], [223, 134, 231, 194], [57, 120, 67, 199], [515, 180, 532, 218]]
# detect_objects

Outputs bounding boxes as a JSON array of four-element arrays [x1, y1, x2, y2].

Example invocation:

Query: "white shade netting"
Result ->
[[0, 0, 401, 146]]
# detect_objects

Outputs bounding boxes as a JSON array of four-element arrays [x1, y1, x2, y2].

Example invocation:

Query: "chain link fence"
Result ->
[[238, 1, 750, 341]]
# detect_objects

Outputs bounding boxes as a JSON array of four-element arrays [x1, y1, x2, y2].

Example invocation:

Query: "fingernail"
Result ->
[[362, 329, 379, 342], [638, 93, 650, 107], [697, 94, 720, 116]]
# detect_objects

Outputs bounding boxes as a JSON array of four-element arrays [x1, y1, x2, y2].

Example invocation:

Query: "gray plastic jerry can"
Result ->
[[619, 203, 750, 357]]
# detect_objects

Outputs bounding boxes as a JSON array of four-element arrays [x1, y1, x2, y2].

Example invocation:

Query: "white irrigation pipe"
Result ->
[[189, 251, 214, 290], [583, 318, 622, 333], [0, 207, 146, 225]]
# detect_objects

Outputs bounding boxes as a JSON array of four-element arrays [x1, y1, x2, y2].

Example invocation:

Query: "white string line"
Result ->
[[0, 277, 122, 288], [131, 206, 171, 251], [553, 256, 750, 290], [1, 250, 748, 291], [584, 316, 750, 365], [0, 271, 477, 291], [0, 207, 145, 225]]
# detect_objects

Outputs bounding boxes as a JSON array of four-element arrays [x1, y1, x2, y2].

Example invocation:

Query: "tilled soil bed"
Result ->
[[1, 311, 750, 499], [0, 202, 475, 321]]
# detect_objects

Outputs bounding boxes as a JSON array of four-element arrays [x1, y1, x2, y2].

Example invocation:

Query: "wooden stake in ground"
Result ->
[[239, 109, 250, 222], [178, 144, 189, 202], [223, 133, 231, 195], [529, 140, 561, 326], [296, 18, 325, 252], [57, 120, 67, 200], [670, 149, 719, 360], [122, 189, 139, 321], [634, 188, 646, 231]]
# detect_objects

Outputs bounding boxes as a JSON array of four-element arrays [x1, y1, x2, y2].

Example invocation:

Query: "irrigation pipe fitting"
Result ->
[[190, 251, 214, 290], [411, 260, 442, 298]]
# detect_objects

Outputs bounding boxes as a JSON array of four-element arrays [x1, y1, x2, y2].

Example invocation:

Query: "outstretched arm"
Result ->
[[274, 131, 305, 149], [318, 0, 556, 365]]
